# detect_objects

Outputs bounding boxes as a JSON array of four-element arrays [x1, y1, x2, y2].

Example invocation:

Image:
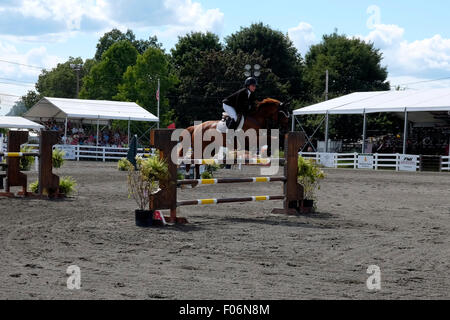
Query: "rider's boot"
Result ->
[[226, 117, 238, 130]]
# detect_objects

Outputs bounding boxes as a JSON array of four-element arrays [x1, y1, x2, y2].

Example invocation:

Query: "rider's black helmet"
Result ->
[[244, 77, 257, 87]]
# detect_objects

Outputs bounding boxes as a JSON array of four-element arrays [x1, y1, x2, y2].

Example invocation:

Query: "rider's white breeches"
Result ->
[[223, 103, 237, 121]]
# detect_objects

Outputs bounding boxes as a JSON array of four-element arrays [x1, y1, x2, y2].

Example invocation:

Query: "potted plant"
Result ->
[[297, 156, 325, 213], [125, 155, 169, 227]]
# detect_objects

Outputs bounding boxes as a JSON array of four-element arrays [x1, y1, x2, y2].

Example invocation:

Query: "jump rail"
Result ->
[[149, 129, 305, 224], [178, 176, 286, 186], [177, 195, 285, 207]]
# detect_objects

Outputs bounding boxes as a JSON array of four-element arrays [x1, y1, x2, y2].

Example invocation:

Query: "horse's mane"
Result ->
[[258, 98, 281, 106]]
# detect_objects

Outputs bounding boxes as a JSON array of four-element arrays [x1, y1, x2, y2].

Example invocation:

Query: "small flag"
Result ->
[[156, 89, 159, 101], [153, 211, 166, 225]]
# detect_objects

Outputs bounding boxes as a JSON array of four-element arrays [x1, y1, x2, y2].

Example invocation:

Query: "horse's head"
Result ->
[[256, 98, 291, 133]]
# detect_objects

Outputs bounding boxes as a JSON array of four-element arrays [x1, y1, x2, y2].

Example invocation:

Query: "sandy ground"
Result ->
[[0, 161, 449, 300]]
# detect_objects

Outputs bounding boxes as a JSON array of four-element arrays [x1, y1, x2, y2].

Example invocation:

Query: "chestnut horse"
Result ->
[[179, 98, 291, 172]]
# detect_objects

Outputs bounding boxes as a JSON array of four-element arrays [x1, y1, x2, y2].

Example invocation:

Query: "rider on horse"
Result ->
[[222, 77, 258, 130]]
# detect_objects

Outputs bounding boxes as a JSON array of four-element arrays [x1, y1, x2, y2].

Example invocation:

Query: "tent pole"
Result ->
[[96, 118, 99, 147], [324, 112, 329, 153], [362, 111, 367, 153], [64, 117, 68, 144], [291, 115, 295, 131], [403, 109, 408, 154], [128, 119, 130, 145]]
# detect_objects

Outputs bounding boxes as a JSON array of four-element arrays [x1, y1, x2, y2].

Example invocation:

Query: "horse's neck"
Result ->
[[244, 115, 265, 129]]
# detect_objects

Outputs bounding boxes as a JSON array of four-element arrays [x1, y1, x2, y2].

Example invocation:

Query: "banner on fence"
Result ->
[[399, 155, 418, 172], [55, 145, 76, 160], [358, 155, 374, 169], [319, 153, 335, 168]]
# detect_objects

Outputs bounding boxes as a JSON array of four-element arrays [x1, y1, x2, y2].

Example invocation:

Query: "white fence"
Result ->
[[442, 156, 450, 171], [299, 152, 422, 172], [21, 144, 154, 162], [4, 143, 449, 172]]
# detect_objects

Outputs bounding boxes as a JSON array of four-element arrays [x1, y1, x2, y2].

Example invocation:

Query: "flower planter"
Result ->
[[301, 199, 314, 214], [135, 210, 155, 228]]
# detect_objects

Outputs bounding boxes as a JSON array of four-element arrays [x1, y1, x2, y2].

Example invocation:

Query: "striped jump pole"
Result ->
[[178, 176, 286, 186], [0, 152, 40, 157], [177, 158, 285, 165], [177, 195, 285, 207]]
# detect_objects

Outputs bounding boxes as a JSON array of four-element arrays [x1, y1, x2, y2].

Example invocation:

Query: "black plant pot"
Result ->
[[301, 199, 314, 214], [135, 210, 154, 228]]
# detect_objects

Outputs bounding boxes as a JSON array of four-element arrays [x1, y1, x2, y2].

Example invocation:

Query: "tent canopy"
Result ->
[[24, 97, 159, 123], [294, 88, 450, 116], [0, 116, 44, 130]]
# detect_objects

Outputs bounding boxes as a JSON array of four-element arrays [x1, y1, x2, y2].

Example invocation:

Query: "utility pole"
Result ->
[[157, 78, 160, 129], [324, 70, 330, 152], [70, 63, 83, 98]]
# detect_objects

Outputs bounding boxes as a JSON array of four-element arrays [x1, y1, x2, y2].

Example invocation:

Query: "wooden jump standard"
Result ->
[[149, 129, 305, 224], [0, 130, 60, 198]]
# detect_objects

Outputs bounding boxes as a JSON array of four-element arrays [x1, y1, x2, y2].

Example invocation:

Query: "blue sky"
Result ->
[[1, 0, 450, 114]]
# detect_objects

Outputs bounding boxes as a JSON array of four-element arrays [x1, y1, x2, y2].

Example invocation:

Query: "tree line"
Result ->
[[11, 23, 401, 140]]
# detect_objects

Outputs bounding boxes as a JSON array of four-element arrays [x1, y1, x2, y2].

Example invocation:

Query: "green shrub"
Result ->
[[118, 158, 131, 171], [201, 171, 213, 179], [30, 180, 39, 193], [29, 176, 77, 196], [59, 176, 77, 196], [19, 146, 35, 171], [52, 149, 65, 168], [177, 172, 185, 180]]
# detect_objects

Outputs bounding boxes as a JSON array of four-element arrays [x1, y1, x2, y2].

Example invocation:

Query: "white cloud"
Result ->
[[0, 0, 224, 39], [359, 24, 450, 80], [363, 24, 404, 49], [288, 22, 317, 56]]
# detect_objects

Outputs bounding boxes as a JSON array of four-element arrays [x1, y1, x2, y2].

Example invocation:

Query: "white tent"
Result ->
[[24, 97, 159, 145], [293, 89, 450, 153], [24, 97, 159, 122], [0, 116, 44, 130], [294, 89, 450, 115]]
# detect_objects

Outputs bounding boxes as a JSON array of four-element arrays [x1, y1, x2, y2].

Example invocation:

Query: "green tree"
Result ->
[[6, 100, 27, 116], [172, 49, 286, 127], [298, 32, 392, 141], [20, 90, 42, 109], [225, 23, 304, 97], [171, 31, 222, 73], [80, 41, 138, 100], [115, 47, 177, 127], [95, 28, 162, 61], [36, 57, 86, 98], [304, 32, 390, 98]]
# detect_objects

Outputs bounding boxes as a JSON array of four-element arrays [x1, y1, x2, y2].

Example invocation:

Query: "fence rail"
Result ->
[[300, 152, 422, 172], [442, 156, 450, 171]]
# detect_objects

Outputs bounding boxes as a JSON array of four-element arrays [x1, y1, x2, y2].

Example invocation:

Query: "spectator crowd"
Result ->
[[42, 119, 129, 147]]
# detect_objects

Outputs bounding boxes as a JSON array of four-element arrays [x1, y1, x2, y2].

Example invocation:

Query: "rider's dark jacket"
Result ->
[[223, 88, 257, 115]]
